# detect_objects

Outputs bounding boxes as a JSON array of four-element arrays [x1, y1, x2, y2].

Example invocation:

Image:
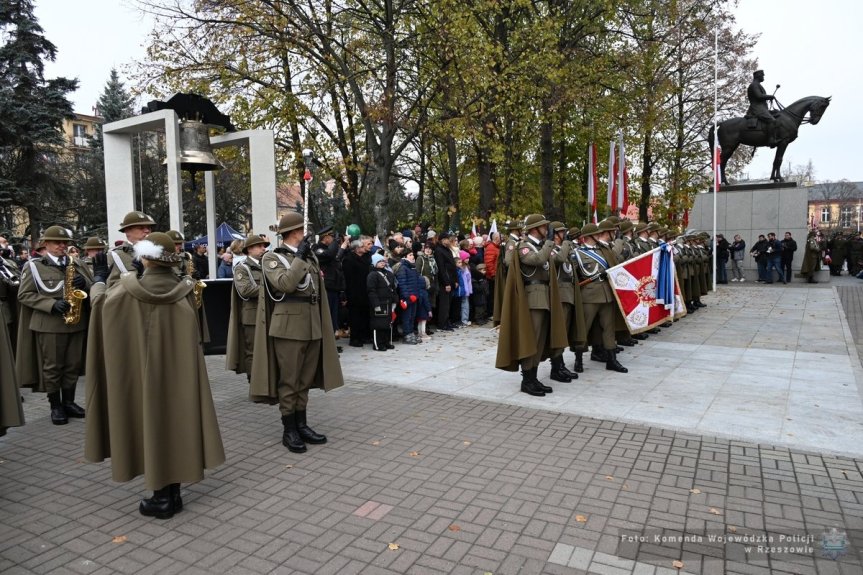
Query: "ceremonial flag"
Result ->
[[470, 221, 478, 239], [373, 235, 383, 249], [713, 145, 722, 192], [587, 143, 598, 223], [489, 219, 498, 237], [607, 141, 616, 212], [617, 132, 627, 212], [682, 209, 689, 229], [605, 246, 687, 333]]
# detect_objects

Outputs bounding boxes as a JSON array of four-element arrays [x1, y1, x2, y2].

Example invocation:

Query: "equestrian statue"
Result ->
[[709, 69, 831, 185]]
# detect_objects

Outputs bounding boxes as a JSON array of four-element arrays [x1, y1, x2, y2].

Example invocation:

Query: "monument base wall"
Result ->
[[691, 185, 815, 283]]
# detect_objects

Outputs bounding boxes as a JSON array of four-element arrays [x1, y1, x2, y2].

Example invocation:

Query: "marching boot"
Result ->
[[47, 392, 67, 425], [531, 367, 553, 393], [590, 347, 607, 362], [553, 356, 578, 380], [618, 337, 637, 347], [61, 385, 85, 418], [281, 413, 307, 453], [295, 410, 327, 444], [520, 369, 545, 397], [605, 349, 629, 373], [573, 352, 584, 373], [139, 486, 175, 519], [171, 483, 183, 512], [648, 327, 661, 334], [632, 333, 649, 340], [549, 357, 572, 383]]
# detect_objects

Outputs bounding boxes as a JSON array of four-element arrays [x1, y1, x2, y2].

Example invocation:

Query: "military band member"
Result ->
[[547, 221, 582, 382], [250, 213, 344, 453], [166, 230, 189, 276], [227, 234, 269, 380], [573, 223, 627, 373], [492, 220, 523, 327], [502, 220, 524, 270], [81, 237, 108, 276], [85, 232, 225, 520], [107, 211, 156, 286], [16, 226, 94, 424]]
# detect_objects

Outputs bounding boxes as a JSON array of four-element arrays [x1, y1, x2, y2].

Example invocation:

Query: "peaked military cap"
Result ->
[[41, 226, 74, 242], [277, 212, 304, 234], [317, 225, 334, 237], [522, 214, 549, 231], [118, 211, 156, 231], [166, 230, 186, 244]]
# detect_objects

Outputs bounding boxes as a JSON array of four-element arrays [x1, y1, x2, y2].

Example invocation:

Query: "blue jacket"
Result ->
[[217, 260, 233, 278], [395, 259, 422, 300]]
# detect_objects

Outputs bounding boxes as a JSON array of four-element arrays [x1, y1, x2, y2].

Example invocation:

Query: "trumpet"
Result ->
[[63, 258, 88, 325]]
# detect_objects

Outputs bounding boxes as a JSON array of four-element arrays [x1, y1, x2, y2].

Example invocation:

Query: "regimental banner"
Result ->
[[605, 246, 687, 334]]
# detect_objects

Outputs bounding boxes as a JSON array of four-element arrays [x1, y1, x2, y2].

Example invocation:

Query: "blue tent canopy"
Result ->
[[186, 222, 245, 249]]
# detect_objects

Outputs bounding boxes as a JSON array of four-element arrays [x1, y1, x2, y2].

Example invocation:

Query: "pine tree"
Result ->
[[0, 0, 77, 242], [91, 68, 134, 151]]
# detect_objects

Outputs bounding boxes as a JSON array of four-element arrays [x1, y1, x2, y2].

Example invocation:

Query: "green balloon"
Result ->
[[347, 224, 361, 239]]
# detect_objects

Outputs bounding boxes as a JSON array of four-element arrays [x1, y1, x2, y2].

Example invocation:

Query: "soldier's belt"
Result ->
[[279, 294, 319, 304], [523, 279, 549, 286]]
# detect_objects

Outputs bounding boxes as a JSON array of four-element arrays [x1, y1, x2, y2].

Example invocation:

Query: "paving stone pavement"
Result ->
[[2, 282, 863, 575]]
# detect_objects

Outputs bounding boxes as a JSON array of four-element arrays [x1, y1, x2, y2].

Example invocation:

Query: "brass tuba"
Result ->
[[185, 252, 206, 309], [63, 258, 88, 325]]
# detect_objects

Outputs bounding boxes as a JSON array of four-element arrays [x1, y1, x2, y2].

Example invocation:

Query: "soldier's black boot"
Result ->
[[590, 347, 607, 362], [605, 349, 628, 373], [549, 357, 572, 383], [61, 385, 85, 418], [140, 486, 175, 519], [632, 333, 649, 340], [531, 367, 553, 393], [557, 358, 578, 380], [573, 352, 584, 373], [281, 413, 307, 453], [295, 410, 327, 444], [171, 483, 183, 512], [520, 369, 545, 397], [47, 392, 67, 425]]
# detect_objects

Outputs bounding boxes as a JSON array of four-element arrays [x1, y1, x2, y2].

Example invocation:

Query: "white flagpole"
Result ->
[[712, 26, 718, 292], [607, 141, 615, 213], [617, 131, 625, 216]]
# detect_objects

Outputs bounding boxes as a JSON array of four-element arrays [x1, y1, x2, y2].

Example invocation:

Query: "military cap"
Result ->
[[634, 222, 649, 234], [277, 212, 304, 234], [665, 227, 680, 238], [83, 236, 108, 250], [133, 232, 183, 265], [522, 214, 549, 231], [317, 225, 334, 237], [580, 223, 601, 237], [549, 221, 567, 233], [41, 226, 74, 242], [597, 220, 617, 233], [618, 219, 634, 234], [646, 222, 661, 232], [505, 219, 523, 231], [242, 234, 270, 254], [166, 230, 185, 244], [118, 211, 156, 231], [605, 215, 621, 225], [657, 226, 668, 237], [567, 227, 581, 240]]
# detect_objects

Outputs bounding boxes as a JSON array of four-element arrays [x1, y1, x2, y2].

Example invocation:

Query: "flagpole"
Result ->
[[712, 25, 718, 292]]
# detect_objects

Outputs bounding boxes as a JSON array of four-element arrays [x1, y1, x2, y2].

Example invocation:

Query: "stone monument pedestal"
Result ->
[[690, 183, 817, 283]]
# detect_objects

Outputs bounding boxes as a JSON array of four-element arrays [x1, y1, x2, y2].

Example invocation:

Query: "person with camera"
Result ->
[[750, 234, 769, 282], [729, 235, 746, 281], [763, 232, 785, 284], [249, 212, 344, 454]]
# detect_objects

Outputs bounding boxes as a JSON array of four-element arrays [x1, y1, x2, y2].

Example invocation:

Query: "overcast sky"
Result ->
[[34, 0, 861, 184]]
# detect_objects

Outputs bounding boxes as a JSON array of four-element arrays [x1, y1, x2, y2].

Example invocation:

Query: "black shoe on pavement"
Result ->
[[140, 486, 175, 519], [295, 410, 327, 444], [281, 414, 307, 453]]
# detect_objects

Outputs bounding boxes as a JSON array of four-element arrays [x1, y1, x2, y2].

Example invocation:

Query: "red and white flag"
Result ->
[[607, 141, 616, 212], [488, 219, 498, 237], [470, 221, 478, 239], [605, 248, 687, 333], [713, 145, 722, 192], [617, 132, 627, 212], [587, 143, 598, 223]]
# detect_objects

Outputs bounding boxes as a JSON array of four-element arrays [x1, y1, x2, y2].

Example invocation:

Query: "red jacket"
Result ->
[[484, 242, 500, 279]]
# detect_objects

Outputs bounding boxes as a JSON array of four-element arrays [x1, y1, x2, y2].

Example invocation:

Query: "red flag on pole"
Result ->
[[470, 221, 478, 239], [683, 209, 689, 229], [617, 132, 627, 213], [713, 145, 721, 192], [587, 143, 598, 223], [607, 141, 616, 213]]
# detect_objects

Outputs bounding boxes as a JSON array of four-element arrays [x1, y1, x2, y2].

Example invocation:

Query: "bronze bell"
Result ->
[[165, 120, 223, 172]]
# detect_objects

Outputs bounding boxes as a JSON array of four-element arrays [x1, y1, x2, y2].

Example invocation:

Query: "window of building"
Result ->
[[841, 206, 853, 228], [820, 206, 831, 223], [72, 123, 89, 147]]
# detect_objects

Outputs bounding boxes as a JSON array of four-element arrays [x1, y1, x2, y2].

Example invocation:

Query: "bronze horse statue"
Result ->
[[709, 95, 831, 184]]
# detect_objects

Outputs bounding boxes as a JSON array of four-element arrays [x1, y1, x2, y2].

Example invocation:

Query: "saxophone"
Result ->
[[186, 252, 206, 309], [63, 258, 88, 325]]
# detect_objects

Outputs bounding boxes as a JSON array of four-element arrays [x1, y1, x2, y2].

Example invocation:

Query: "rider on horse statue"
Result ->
[[745, 70, 778, 147]]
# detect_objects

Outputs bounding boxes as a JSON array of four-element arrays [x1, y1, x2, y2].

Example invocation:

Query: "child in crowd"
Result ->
[[456, 250, 473, 327], [395, 251, 423, 345], [367, 253, 397, 351], [471, 262, 489, 325]]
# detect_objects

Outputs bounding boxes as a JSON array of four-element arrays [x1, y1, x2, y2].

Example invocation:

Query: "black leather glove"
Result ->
[[599, 270, 608, 281], [296, 238, 312, 261], [92, 253, 109, 283], [131, 258, 144, 277], [72, 273, 86, 290], [51, 300, 71, 316], [547, 225, 555, 242]]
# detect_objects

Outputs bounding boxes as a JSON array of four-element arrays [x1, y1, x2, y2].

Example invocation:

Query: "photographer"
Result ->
[[764, 232, 785, 284], [715, 234, 730, 284], [750, 234, 769, 282]]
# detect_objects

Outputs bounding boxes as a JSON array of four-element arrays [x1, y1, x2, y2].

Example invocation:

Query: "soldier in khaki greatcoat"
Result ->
[[226, 234, 269, 379], [107, 211, 155, 286], [546, 221, 581, 383], [16, 226, 94, 424], [85, 232, 225, 520], [0, 303, 24, 437], [250, 213, 344, 453]]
